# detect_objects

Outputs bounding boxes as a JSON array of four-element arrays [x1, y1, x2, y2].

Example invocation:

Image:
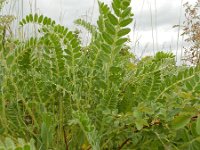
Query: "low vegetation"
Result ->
[[0, 0, 200, 149]]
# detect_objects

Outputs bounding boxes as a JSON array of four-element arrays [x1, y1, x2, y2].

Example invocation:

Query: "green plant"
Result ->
[[0, 137, 35, 150], [0, 0, 200, 149]]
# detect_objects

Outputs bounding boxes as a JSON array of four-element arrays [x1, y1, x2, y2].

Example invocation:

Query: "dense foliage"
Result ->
[[0, 0, 200, 149]]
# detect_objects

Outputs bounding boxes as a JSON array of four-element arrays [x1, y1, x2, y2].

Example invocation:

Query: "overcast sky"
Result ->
[[4, 0, 198, 61]]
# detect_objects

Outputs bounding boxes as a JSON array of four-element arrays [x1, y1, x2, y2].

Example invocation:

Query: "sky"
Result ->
[[3, 0, 198, 61]]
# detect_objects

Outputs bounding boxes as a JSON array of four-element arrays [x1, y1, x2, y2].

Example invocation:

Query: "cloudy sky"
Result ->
[[4, 0, 198, 61]]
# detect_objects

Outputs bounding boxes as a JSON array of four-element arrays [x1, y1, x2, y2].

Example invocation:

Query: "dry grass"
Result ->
[[179, 0, 200, 64]]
